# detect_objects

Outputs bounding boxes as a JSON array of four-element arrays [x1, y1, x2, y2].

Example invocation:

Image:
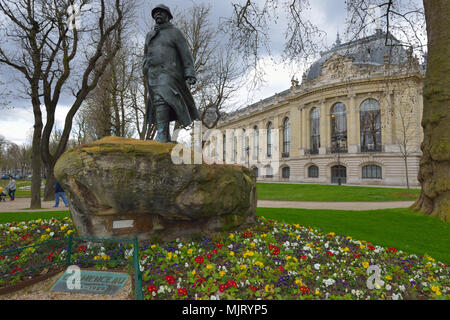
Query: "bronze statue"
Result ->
[[143, 4, 199, 142]]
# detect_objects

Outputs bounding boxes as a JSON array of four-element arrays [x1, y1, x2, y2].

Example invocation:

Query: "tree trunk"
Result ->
[[404, 156, 410, 194], [412, 0, 450, 221], [30, 112, 43, 209], [43, 164, 56, 201]]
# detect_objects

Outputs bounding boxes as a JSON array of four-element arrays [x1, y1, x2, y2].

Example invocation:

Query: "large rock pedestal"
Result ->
[[54, 137, 256, 241]]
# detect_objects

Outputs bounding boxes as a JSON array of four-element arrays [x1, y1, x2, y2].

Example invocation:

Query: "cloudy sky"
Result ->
[[0, 0, 382, 145]]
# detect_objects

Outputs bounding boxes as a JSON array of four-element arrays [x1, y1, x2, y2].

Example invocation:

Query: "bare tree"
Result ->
[[0, 0, 135, 207]]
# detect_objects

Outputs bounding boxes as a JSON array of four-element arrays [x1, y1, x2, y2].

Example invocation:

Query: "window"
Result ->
[[253, 167, 259, 177], [282, 166, 290, 179], [308, 165, 319, 178], [232, 134, 237, 162], [330, 103, 348, 153], [360, 99, 382, 152], [267, 122, 273, 157], [310, 108, 320, 154], [362, 165, 382, 179], [265, 166, 273, 178], [242, 129, 246, 162], [223, 134, 226, 162], [283, 118, 290, 157], [253, 126, 259, 161]]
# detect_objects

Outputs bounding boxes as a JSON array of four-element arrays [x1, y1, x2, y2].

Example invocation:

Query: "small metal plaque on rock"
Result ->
[[51, 269, 129, 295]]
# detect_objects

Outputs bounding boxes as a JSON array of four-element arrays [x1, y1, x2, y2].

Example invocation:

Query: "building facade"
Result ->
[[216, 30, 424, 186]]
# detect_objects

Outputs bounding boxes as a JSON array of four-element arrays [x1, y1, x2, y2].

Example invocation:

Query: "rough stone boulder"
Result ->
[[54, 136, 256, 240]]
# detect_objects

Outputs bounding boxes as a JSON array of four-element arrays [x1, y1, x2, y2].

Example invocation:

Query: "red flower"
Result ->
[[207, 252, 212, 259], [326, 251, 334, 257], [300, 255, 307, 260], [0, 255, 4, 260], [219, 284, 227, 292], [272, 247, 280, 255], [243, 232, 253, 239], [353, 253, 360, 259], [165, 275, 175, 285], [14, 255, 19, 260], [368, 245, 375, 251], [386, 247, 398, 254], [195, 256, 204, 264], [227, 280, 237, 288], [212, 249, 218, 255], [11, 267, 22, 274], [250, 285, 258, 292], [299, 286, 310, 294], [78, 246, 87, 253], [178, 288, 187, 296], [216, 242, 223, 249], [147, 284, 157, 293], [278, 266, 285, 272], [47, 252, 55, 262]]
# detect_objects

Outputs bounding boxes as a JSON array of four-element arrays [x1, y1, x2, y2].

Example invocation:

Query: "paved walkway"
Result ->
[[0, 197, 69, 212], [258, 200, 414, 210], [0, 197, 414, 212]]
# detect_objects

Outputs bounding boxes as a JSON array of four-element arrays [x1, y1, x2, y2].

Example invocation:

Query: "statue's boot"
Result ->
[[155, 103, 171, 143]]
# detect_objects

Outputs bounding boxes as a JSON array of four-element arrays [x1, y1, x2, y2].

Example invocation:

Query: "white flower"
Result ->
[[323, 279, 336, 287], [49, 232, 55, 237], [314, 263, 321, 270], [385, 284, 392, 291], [399, 285, 406, 292], [392, 293, 402, 300]]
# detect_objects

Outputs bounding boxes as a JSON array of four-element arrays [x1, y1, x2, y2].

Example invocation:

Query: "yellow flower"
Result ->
[[37, 219, 42, 223], [60, 226, 67, 231], [362, 261, 370, 269], [229, 251, 235, 257], [343, 247, 350, 252], [66, 230, 73, 235], [386, 275, 392, 281], [315, 289, 320, 295], [151, 245, 156, 249], [254, 261, 263, 268], [192, 270, 196, 276], [229, 234, 235, 239], [295, 279, 303, 286], [328, 232, 335, 237], [294, 224, 301, 229], [360, 245, 366, 250], [187, 248, 193, 255], [261, 233, 267, 238], [427, 256, 435, 262], [206, 264, 213, 270], [94, 256, 100, 261], [240, 264, 247, 270], [243, 250, 255, 258], [46, 228, 51, 232], [293, 257, 298, 263], [286, 256, 292, 261], [265, 284, 274, 293], [428, 276, 435, 281], [250, 242, 256, 248], [219, 271, 226, 277], [346, 236, 352, 240], [167, 252, 173, 260]]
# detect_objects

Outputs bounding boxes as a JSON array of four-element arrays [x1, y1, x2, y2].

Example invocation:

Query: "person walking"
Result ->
[[5, 175, 16, 201], [53, 181, 69, 208]]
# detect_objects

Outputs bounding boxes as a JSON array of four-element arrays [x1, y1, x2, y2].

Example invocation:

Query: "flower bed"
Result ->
[[139, 216, 450, 300], [0, 216, 449, 300]]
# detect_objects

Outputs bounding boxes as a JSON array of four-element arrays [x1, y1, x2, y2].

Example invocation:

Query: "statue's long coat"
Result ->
[[143, 22, 199, 126]]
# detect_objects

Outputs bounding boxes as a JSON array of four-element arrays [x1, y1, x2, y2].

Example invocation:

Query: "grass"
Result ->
[[257, 183, 420, 202], [256, 207, 450, 264], [0, 211, 70, 224], [0, 179, 43, 198]]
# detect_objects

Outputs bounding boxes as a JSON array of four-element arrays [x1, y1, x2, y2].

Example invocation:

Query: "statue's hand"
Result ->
[[186, 77, 196, 86]]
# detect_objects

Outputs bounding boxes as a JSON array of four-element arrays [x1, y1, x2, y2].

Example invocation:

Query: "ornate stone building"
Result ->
[[216, 30, 424, 186]]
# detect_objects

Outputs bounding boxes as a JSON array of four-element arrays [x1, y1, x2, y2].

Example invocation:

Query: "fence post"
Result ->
[[133, 237, 143, 300], [66, 234, 73, 267]]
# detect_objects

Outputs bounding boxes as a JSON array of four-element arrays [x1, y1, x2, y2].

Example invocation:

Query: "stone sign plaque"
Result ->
[[51, 270, 129, 295]]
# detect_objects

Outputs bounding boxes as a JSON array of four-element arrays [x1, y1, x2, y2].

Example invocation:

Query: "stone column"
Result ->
[[347, 93, 359, 153], [383, 90, 395, 152], [319, 100, 328, 155]]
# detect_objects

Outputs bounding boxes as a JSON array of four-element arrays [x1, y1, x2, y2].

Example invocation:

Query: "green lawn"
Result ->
[[257, 183, 420, 202], [0, 180, 43, 197], [0, 211, 70, 224], [256, 207, 450, 264]]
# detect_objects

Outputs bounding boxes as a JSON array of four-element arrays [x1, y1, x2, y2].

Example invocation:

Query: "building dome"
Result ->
[[305, 30, 410, 82]]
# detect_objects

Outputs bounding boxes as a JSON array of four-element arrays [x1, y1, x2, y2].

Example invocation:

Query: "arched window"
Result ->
[[360, 99, 382, 152], [253, 126, 259, 161], [310, 108, 320, 154], [308, 165, 319, 178], [283, 117, 290, 157], [282, 166, 290, 179], [330, 103, 347, 153], [362, 165, 382, 179], [267, 122, 273, 157], [253, 167, 259, 177], [265, 166, 273, 178]]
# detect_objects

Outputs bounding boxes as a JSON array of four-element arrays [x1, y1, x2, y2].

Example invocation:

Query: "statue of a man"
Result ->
[[143, 4, 199, 142]]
